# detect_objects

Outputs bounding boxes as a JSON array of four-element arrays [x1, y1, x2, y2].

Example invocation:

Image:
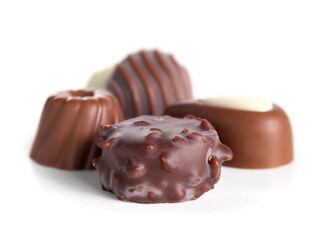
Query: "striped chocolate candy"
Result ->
[[106, 50, 193, 118]]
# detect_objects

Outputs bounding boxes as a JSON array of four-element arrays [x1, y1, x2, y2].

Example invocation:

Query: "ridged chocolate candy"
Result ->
[[30, 89, 124, 170], [105, 50, 193, 118], [93, 115, 232, 203]]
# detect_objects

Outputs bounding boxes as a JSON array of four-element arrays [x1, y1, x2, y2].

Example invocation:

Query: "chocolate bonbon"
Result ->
[[30, 89, 124, 170], [165, 97, 293, 169], [93, 115, 233, 203], [88, 50, 193, 118]]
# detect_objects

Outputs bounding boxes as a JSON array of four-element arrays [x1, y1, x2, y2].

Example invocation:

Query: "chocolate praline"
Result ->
[[30, 89, 124, 170], [165, 99, 293, 169], [89, 49, 193, 118], [93, 115, 232, 203]]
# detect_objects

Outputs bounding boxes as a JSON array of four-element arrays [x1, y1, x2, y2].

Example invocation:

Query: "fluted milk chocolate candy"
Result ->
[[165, 96, 293, 169], [30, 89, 124, 170], [88, 50, 193, 118]]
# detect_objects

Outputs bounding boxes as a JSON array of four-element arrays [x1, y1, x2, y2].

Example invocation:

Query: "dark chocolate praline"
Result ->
[[93, 115, 232, 203]]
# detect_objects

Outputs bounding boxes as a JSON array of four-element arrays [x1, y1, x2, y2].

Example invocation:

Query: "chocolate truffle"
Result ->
[[88, 50, 193, 118], [30, 89, 124, 170], [93, 115, 233, 203], [165, 97, 293, 169]]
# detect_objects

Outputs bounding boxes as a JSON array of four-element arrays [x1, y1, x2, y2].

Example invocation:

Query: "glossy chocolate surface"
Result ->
[[93, 115, 233, 203], [30, 89, 124, 170], [165, 100, 293, 169], [106, 50, 193, 119]]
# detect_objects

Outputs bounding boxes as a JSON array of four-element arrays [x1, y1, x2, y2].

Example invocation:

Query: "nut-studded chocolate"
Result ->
[[94, 115, 233, 203]]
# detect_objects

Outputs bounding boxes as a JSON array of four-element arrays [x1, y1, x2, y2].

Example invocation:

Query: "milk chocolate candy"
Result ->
[[87, 50, 193, 118], [93, 115, 233, 203], [165, 97, 293, 169], [30, 89, 124, 170]]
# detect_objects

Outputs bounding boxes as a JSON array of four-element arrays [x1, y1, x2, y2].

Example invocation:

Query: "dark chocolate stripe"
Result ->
[[154, 50, 182, 101], [141, 50, 171, 107], [117, 64, 142, 116], [181, 67, 193, 99], [128, 54, 157, 115], [107, 80, 127, 116], [170, 55, 190, 100]]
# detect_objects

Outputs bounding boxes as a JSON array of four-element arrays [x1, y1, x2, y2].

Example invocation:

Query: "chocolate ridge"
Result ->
[[117, 64, 142, 116], [128, 53, 157, 115]]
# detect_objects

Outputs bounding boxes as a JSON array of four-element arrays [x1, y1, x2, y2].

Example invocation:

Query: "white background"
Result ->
[[1, 0, 317, 239]]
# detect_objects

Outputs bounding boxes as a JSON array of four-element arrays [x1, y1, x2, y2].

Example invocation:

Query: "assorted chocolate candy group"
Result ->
[[30, 50, 294, 203]]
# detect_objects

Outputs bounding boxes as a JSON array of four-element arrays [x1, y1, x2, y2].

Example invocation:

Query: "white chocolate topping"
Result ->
[[87, 66, 115, 89], [203, 96, 273, 112]]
